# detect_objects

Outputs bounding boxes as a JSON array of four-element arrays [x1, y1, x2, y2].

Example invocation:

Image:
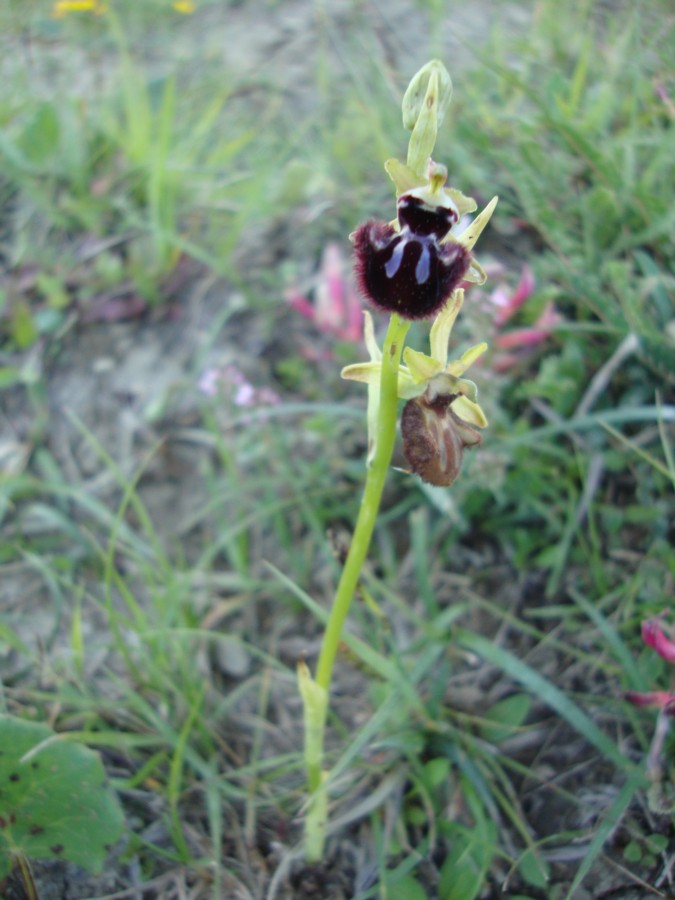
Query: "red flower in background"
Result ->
[[286, 243, 364, 346], [481, 265, 561, 372], [624, 690, 675, 713], [491, 265, 536, 327], [625, 616, 675, 715], [642, 617, 675, 664], [624, 615, 675, 814]]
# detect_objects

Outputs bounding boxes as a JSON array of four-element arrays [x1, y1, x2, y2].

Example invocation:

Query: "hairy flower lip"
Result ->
[[384, 158, 498, 287], [352, 219, 471, 321], [351, 159, 497, 322]]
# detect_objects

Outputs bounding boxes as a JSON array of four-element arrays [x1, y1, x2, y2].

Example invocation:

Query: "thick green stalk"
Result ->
[[315, 313, 409, 692], [303, 313, 410, 859]]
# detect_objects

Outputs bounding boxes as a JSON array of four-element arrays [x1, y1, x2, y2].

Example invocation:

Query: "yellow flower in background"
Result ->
[[52, 0, 106, 15], [52, 0, 195, 17]]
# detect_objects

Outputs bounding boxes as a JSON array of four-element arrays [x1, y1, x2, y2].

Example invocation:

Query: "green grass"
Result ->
[[1, 0, 673, 897]]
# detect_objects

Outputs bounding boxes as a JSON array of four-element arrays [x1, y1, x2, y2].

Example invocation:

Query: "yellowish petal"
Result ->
[[403, 347, 442, 383], [53, 0, 104, 12], [342, 360, 416, 401], [341, 361, 382, 384], [398, 379, 427, 400], [446, 341, 488, 376], [446, 188, 477, 218], [384, 158, 424, 196], [463, 256, 488, 285], [363, 311, 381, 362], [456, 196, 498, 251], [395, 368, 418, 397], [366, 378, 380, 466], [453, 396, 488, 428], [454, 377, 479, 403], [429, 289, 463, 367]]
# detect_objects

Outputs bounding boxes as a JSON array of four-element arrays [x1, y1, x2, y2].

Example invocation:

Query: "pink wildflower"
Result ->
[[491, 265, 536, 327], [494, 302, 562, 350], [642, 618, 675, 664], [654, 81, 675, 117], [197, 368, 220, 397], [197, 364, 279, 407], [624, 691, 675, 714], [624, 616, 675, 715], [287, 243, 363, 343], [624, 614, 675, 813], [482, 266, 561, 372]]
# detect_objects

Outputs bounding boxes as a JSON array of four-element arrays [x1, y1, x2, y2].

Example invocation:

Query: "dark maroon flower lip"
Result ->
[[352, 218, 471, 321], [397, 192, 459, 239]]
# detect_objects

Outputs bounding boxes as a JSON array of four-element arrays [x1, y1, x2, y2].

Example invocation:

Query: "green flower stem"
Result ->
[[303, 312, 410, 857], [315, 312, 410, 691]]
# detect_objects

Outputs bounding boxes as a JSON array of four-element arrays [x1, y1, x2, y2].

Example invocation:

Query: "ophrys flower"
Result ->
[[351, 159, 497, 321], [342, 288, 487, 474]]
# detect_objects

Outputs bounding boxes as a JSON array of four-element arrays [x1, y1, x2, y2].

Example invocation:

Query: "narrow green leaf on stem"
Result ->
[[298, 660, 328, 793]]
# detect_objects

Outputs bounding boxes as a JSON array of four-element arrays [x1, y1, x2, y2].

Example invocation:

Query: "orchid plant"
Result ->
[[298, 60, 497, 860]]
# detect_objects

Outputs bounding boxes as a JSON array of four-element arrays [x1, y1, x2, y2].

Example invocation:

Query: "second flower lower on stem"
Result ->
[[342, 288, 489, 485]]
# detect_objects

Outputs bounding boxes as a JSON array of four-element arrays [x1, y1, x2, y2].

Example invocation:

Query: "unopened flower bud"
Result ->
[[402, 60, 453, 177]]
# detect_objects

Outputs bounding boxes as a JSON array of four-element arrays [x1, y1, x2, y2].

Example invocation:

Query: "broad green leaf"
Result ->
[[517, 847, 550, 888], [10, 301, 37, 350], [424, 757, 451, 788], [0, 716, 125, 878], [440, 826, 495, 900], [18, 102, 60, 166], [480, 694, 532, 744], [455, 630, 645, 774], [385, 872, 428, 900]]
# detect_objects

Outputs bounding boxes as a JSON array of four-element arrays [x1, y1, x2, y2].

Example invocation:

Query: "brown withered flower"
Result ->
[[342, 289, 488, 472], [401, 379, 482, 487]]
